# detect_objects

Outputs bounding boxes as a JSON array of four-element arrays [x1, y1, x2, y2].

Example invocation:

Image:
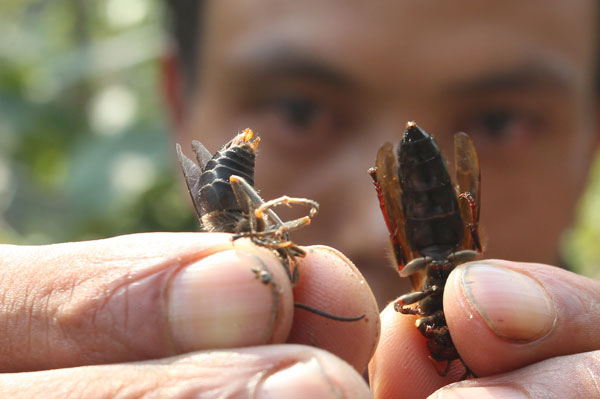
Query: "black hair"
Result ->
[[164, 1, 600, 94], [164, 0, 201, 87]]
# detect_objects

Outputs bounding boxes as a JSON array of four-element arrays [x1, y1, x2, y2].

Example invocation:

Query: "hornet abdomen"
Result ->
[[176, 129, 259, 232], [199, 138, 256, 214], [398, 123, 464, 259]]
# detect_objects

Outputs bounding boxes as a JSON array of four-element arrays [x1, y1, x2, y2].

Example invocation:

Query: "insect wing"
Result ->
[[191, 140, 213, 168], [375, 142, 425, 288], [176, 143, 204, 220], [454, 132, 481, 250]]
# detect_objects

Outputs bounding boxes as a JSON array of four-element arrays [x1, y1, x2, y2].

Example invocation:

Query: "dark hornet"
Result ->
[[369, 121, 483, 378], [175, 128, 318, 284], [177, 128, 364, 322]]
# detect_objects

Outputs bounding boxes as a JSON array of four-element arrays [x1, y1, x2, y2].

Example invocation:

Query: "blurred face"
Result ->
[[169, 0, 599, 305]]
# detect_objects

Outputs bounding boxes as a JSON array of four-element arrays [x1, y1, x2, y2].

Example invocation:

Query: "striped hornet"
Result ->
[[177, 128, 363, 322]]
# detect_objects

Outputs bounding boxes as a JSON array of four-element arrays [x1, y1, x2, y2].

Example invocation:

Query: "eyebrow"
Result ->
[[229, 46, 359, 91], [445, 63, 575, 96]]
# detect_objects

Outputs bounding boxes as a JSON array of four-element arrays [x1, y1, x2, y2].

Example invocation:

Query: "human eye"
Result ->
[[457, 105, 544, 151], [472, 109, 518, 140], [257, 91, 349, 143], [266, 94, 330, 131]]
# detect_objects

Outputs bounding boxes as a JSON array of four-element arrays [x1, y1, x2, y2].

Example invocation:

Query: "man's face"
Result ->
[[170, 0, 598, 305]]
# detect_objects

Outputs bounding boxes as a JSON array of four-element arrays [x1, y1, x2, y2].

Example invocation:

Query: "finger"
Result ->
[[287, 246, 380, 373], [444, 259, 600, 376], [0, 233, 293, 371], [428, 350, 600, 399], [369, 304, 462, 399], [0, 345, 371, 399]]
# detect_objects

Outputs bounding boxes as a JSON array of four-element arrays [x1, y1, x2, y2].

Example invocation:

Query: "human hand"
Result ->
[[0, 232, 378, 398], [369, 259, 600, 398]]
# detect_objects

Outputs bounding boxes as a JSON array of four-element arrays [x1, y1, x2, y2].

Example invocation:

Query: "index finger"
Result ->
[[288, 246, 381, 373], [369, 303, 461, 398]]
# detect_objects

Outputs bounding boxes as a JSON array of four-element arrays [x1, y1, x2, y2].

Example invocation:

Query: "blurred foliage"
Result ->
[[0, 0, 198, 245], [0, 1, 599, 279], [563, 156, 600, 280]]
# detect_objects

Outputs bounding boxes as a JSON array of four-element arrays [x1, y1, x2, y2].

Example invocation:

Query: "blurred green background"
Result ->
[[1, 1, 599, 279], [0, 0, 198, 245]]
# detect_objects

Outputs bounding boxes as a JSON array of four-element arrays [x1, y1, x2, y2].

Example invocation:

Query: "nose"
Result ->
[[332, 166, 409, 308], [333, 178, 389, 260], [296, 134, 408, 308]]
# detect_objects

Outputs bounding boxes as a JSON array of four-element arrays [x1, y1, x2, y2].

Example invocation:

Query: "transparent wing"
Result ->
[[176, 143, 203, 220], [191, 140, 213, 169], [454, 132, 481, 251], [375, 142, 424, 289]]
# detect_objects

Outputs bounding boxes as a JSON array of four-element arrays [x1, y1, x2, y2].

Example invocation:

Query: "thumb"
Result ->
[[0, 233, 294, 371]]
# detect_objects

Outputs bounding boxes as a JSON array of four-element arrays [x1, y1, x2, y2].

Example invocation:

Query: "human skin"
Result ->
[[162, 0, 600, 397], [0, 234, 377, 397]]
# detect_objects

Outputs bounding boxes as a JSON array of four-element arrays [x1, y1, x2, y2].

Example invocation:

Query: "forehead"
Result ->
[[200, 0, 597, 93]]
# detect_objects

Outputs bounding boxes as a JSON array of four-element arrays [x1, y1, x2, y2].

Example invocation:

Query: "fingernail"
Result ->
[[460, 263, 555, 341], [432, 385, 530, 399], [167, 249, 292, 351], [256, 358, 340, 399]]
